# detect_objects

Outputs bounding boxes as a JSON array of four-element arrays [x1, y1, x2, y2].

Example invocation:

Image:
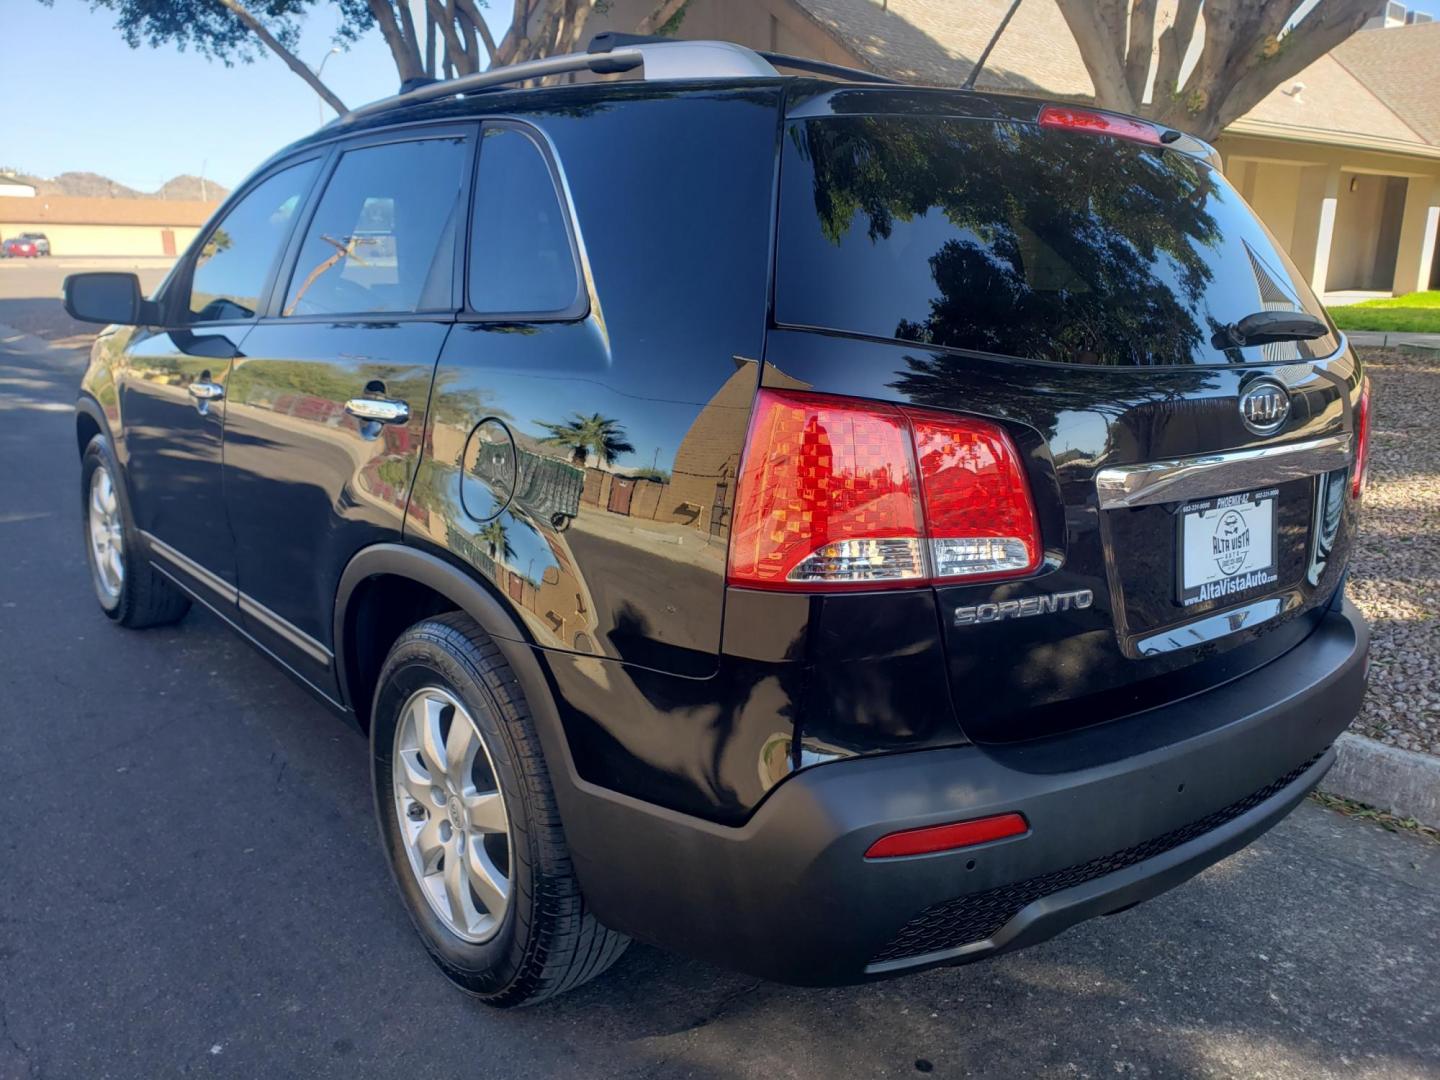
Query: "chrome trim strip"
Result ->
[[1134, 596, 1292, 656], [148, 560, 345, 711], [142, 531, 238, 603], [238, 593, 333, 666], [142, 529, 332, 667], [1095, 434, 1352, 510]]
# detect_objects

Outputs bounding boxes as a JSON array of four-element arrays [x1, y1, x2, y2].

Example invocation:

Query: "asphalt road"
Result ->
[[2, 260, 1439, 1080]]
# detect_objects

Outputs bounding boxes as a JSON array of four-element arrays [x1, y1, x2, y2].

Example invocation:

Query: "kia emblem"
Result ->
[[1238, 380, 1291, 436]]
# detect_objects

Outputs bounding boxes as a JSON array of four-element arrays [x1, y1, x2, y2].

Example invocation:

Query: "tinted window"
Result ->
[[468, 127, 580, 315], [188, 161, 317, 322], [284, 136, 469, 316], [777, 117, 1337, 366]]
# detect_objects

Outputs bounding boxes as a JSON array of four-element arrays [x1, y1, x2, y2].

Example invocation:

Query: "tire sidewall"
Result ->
[[371, 635, 534, 996]]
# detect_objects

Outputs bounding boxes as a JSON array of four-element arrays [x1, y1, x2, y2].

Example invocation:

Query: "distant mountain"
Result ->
[[0, 169, 228, 201]]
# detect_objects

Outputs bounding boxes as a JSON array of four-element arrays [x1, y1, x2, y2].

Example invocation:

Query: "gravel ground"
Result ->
[[1348, 347, 1440, 757]]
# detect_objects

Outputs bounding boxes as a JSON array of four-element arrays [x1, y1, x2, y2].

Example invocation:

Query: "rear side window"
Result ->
[[188, 160, 317, 323], [284, 135, 469, 317], [777, 117, 1337, 366], [468, 127, 582, 317]]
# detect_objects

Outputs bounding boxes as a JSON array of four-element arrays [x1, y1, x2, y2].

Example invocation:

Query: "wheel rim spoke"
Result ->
[[399, 755, 436, 808], [414, 815, 446, 872], [466, 837, 508, 917], [414, 695, 449, 780], [443, 836, 480, 931], [444, 715, 478, 791], [465, 791, 506, 834]]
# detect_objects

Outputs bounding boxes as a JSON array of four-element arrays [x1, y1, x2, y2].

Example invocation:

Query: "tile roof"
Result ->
[[1331, 23, 1440, 145], [789, 0, 1438, 153]]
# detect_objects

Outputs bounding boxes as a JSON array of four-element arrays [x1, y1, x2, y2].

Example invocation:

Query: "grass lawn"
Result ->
[[1330, 290, 1440, 333]]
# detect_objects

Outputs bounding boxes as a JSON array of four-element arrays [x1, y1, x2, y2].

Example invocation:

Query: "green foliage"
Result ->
[[49, 0, 375, 65], [1331, 292, 1440, 333]]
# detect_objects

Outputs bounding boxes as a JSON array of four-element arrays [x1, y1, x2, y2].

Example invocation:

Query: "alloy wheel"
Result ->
[[87, 465, 125, 605], [392, 686, 512, 943]]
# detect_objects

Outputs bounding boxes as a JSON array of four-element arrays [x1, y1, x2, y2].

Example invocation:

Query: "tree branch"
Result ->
[[425, 0, 469, 75], [455, 0, 495, 65], [367, 0, 424, 81], [1124, 0, 1158, 105], [394, 0, 428, 78], [636, 0, 690, 35], [215, 0, 347, 113], [1212, 0, 1375, 133], [1152, 0, 1201, 107], [1055, 0, 1136, 111]]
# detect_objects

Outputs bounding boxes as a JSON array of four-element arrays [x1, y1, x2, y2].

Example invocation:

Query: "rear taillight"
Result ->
[[1352, 375, 1372, 499], [1038, 104, 1163, 146], [727, 390, 1040, 591]]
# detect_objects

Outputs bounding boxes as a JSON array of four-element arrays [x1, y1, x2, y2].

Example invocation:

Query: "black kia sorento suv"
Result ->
[[65, 39, 1371, 1006]]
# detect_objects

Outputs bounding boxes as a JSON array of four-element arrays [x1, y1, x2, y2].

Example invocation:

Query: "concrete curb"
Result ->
[[1320, 732, 1440, 829]]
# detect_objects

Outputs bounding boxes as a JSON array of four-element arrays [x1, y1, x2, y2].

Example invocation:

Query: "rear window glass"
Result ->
[[776, 117, 1338, 366]]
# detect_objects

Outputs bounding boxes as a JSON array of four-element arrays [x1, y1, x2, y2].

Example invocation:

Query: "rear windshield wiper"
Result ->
[[1215, 310, 1329, 349]]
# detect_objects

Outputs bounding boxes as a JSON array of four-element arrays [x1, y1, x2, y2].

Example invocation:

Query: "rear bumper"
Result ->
[[560, 600, 1369, 986]]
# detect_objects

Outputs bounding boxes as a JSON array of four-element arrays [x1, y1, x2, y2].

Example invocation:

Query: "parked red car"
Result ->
[[2, 233, 49, 257]]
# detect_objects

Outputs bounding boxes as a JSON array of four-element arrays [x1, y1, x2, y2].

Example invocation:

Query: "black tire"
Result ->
[[371, 613, 628, 1007], [81, 434, 190, 628]]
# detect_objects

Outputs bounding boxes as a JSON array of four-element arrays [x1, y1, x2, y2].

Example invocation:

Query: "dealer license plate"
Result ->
[[1177, 489, 1279, 607]]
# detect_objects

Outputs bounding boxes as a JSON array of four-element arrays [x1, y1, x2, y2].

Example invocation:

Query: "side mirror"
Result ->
[[62, 272, 158, 326]]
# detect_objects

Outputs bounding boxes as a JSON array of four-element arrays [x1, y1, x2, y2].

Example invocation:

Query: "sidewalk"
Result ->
[[1346, 329, 1440, 349]]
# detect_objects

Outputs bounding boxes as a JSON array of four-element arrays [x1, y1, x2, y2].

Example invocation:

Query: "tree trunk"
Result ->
[[215, 0, 348, 114], [1049, 0, 1376, 142], [367, 0, 426, 82]]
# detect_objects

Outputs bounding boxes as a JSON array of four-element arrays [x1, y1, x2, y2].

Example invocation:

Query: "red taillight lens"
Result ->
[[865, 812, 1029, 859], [1038, 104, 1163, 146], [727, 390, 1040, 590], [1352, 376, 1371, 499], [728, 391, 923, 590], [910, 414, 1041, 582]]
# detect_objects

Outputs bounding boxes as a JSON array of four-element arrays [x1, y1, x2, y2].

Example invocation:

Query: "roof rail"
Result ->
[[756, 52, 899, 85], [340, 40, 780, 125]]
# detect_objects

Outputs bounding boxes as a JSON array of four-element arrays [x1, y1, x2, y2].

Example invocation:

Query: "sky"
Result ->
[[0, 0, 513, 192], [3, 0, 1439, 193]]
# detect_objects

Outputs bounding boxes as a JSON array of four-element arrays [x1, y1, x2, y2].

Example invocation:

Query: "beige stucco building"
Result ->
[[0, 194, 216, 257], [593, 0, 1440, 299]]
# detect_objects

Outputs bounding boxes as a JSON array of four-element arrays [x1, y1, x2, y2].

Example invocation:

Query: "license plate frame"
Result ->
[[1176, 488, 1280, 607]]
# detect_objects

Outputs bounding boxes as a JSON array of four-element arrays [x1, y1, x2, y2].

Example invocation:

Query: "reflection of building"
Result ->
[[585, 0, 1440, 298], [585, 360, 810, 537]]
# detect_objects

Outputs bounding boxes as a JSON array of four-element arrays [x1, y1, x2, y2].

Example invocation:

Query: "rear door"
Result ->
[[222, 125, 474, 695], [120, 159, 319, 601], [769, 89, 1361, 742]]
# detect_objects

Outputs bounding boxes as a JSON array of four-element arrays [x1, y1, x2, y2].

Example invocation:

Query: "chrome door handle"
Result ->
[[345, 397, 410, 424], [188, 381, 225, 401]]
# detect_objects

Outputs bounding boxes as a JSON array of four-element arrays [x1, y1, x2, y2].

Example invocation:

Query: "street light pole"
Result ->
[[314, 46, 342, 124]]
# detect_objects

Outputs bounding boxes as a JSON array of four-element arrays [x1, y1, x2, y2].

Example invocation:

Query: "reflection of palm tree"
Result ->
[[536, 413, 634, 468], [478, 520, 515, 563]]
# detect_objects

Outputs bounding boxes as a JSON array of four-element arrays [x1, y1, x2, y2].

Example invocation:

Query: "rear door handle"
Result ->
[[188, 381, 225, 401], [345, 397, 410, 425]]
